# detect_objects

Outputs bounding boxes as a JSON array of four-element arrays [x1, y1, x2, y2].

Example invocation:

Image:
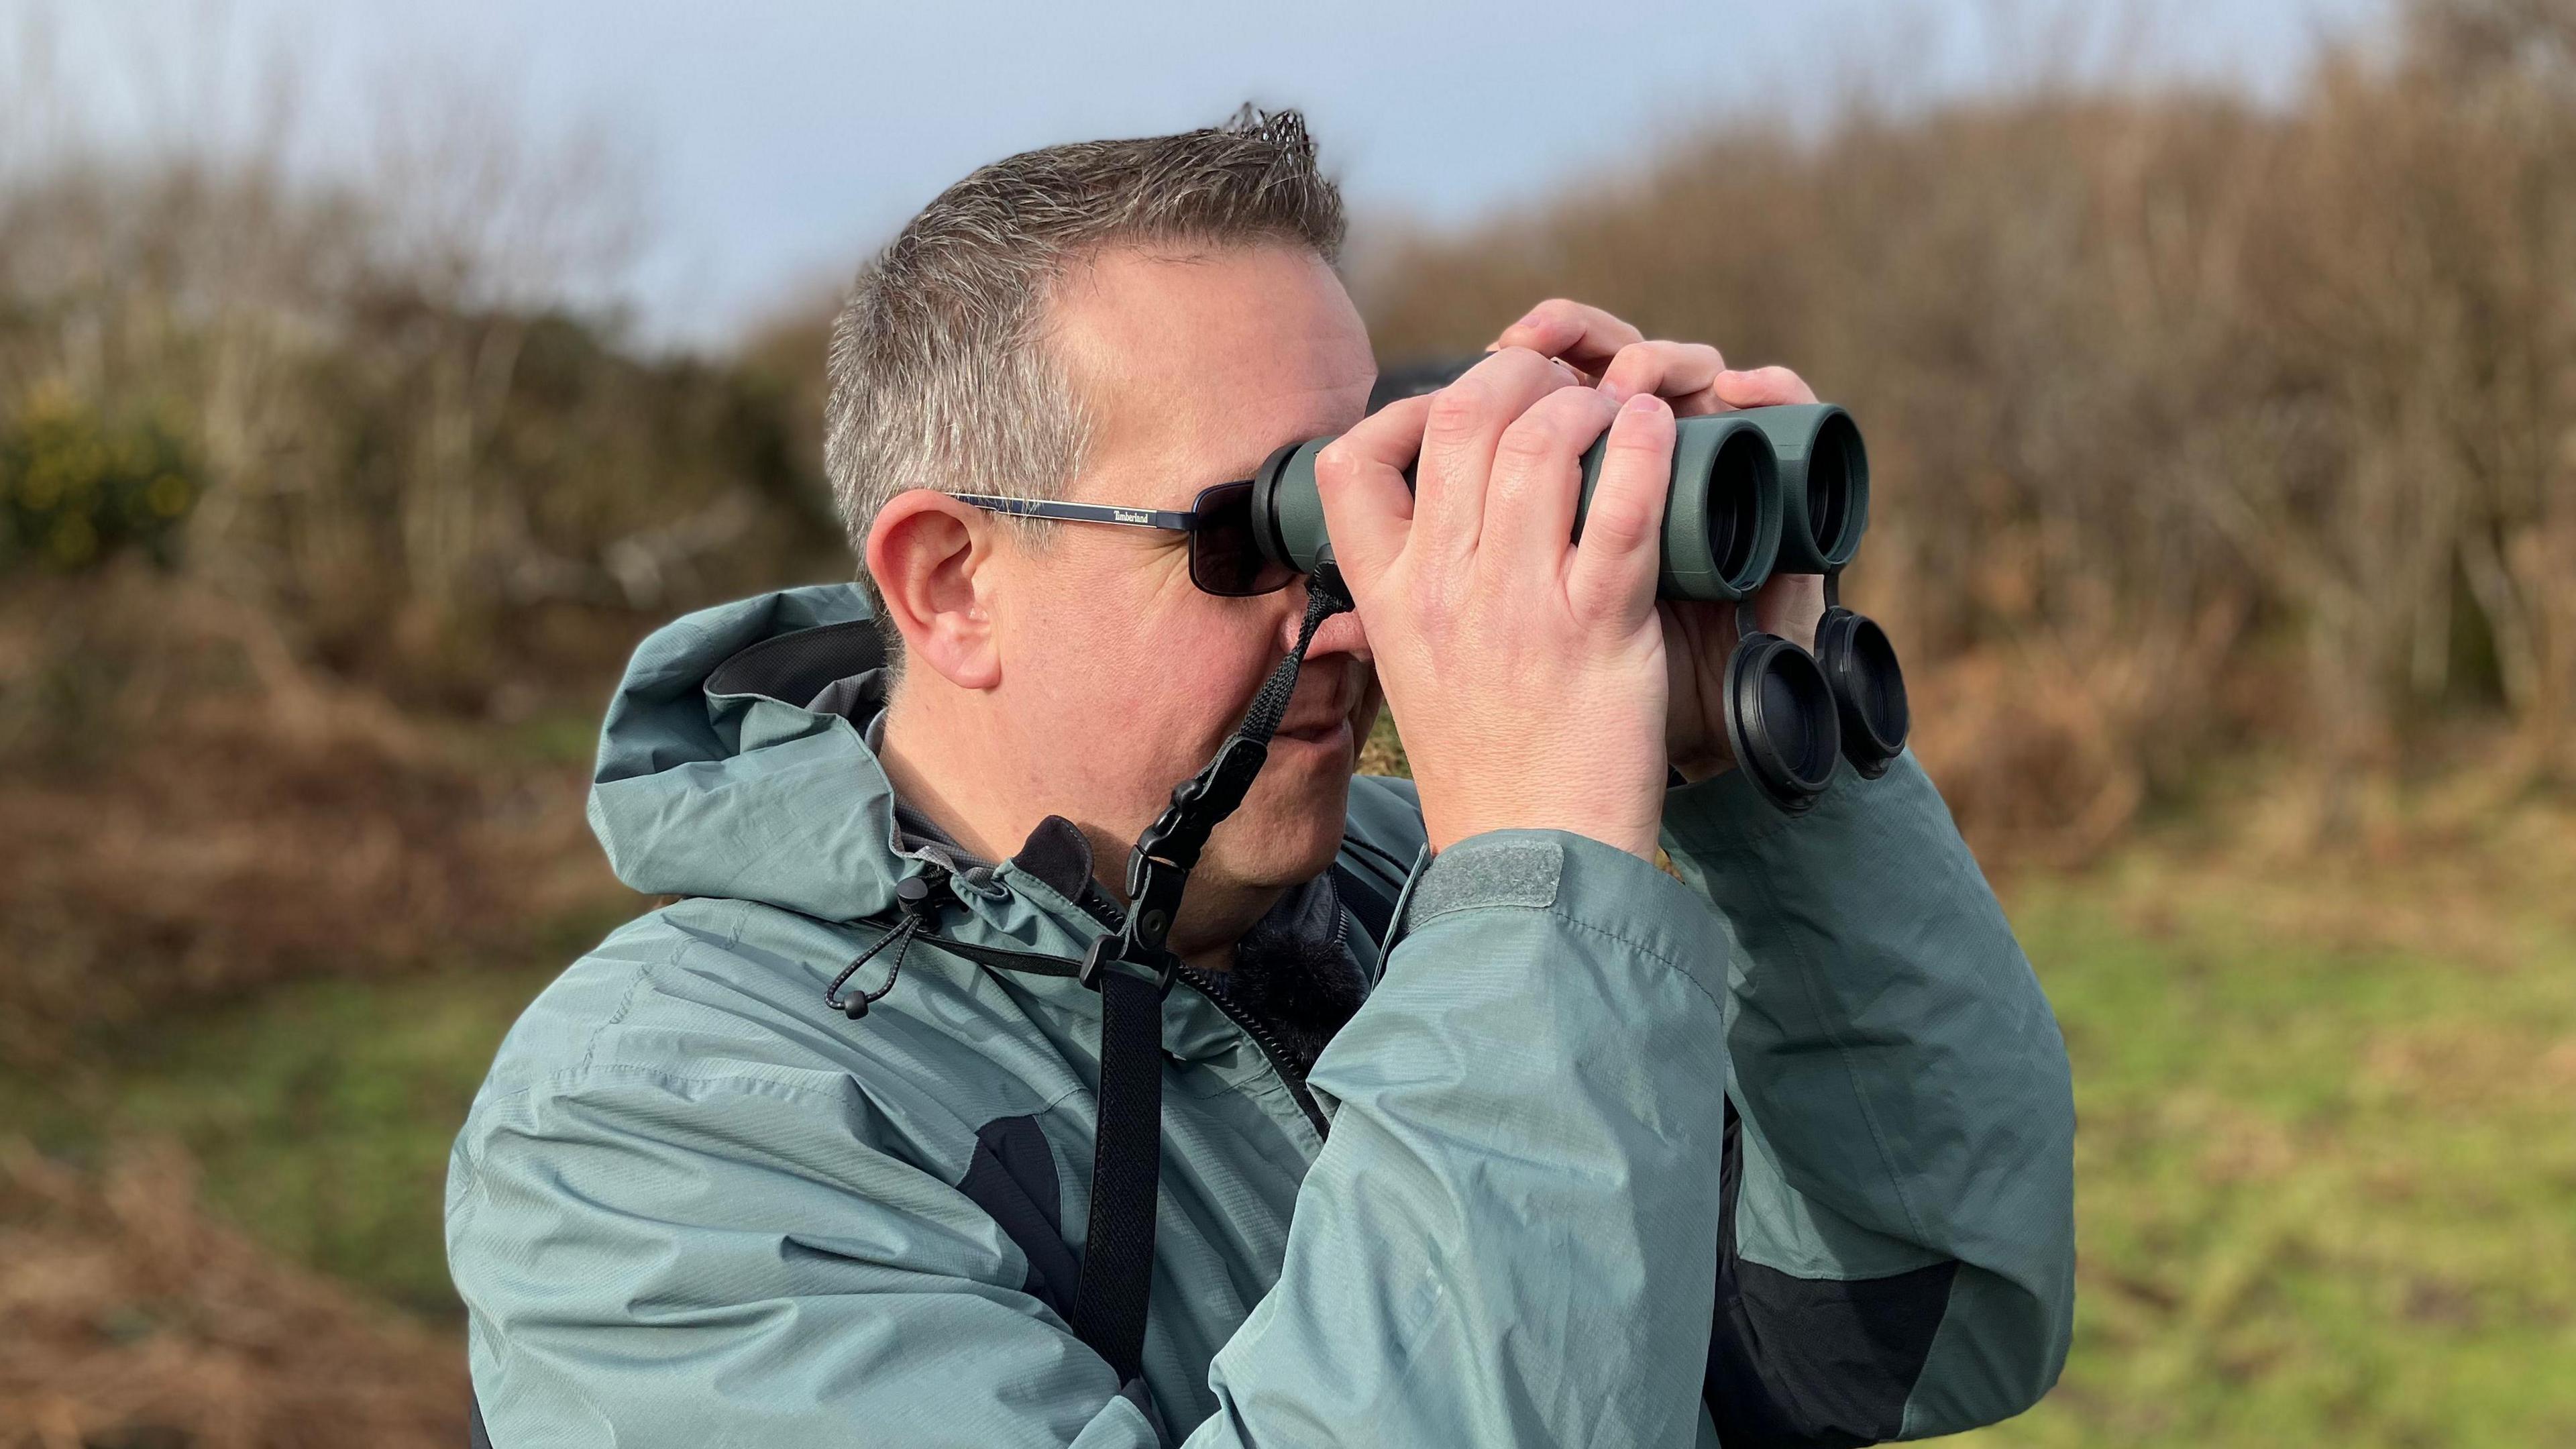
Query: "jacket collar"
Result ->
[[584, 584, 1364, 1067]]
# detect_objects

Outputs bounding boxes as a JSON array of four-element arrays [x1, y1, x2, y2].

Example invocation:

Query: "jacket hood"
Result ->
[[587, 583, 926, 923]]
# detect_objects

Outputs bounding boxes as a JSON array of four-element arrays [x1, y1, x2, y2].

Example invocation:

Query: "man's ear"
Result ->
[[865, 490, 1002, 690]]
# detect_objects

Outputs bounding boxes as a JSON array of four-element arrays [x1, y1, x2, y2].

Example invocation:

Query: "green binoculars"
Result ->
[[1249, 400, 1907, 814], [1250, 402, 1870, 601]]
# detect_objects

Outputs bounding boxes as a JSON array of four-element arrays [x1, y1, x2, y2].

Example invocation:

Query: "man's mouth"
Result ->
[[1271, 664, 1364, 749], [1273, 700, 1354, 746]]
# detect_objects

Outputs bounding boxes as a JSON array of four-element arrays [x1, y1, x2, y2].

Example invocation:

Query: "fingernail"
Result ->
[[1597, 378, 1631, 402], [1623, 392, 1661, 414], [1515, 309, 1544, 327]]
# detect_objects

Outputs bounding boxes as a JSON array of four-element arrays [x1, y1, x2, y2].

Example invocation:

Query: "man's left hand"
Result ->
[[1491, 300, 1829, 783]]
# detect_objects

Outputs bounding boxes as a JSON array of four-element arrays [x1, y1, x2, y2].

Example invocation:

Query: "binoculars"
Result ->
[[1249, 401, 1908, 814]]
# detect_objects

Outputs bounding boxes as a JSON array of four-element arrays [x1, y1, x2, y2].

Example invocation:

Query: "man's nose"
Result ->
[[1285, 592, 1371, 663]]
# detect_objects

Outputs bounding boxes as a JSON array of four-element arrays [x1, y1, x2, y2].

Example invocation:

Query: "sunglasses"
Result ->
[[949, 480, 1298, 597]]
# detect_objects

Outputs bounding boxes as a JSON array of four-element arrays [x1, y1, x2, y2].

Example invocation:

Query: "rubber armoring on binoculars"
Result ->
[[1252, 378, 1908, 812]]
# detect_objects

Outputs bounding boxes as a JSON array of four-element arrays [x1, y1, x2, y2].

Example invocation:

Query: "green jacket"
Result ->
[[446, 584, 2074, 1446]]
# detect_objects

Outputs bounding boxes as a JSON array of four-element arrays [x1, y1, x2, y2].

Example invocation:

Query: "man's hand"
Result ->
[[1493, 300, 1829, 783], [1315, 347, 1677, 861]]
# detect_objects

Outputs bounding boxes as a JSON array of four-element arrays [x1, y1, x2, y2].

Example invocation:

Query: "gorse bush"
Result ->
[[0, 388, 199, 575]]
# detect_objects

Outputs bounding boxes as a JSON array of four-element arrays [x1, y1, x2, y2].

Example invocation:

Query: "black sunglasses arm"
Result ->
[[949, 494, 1223, 532]]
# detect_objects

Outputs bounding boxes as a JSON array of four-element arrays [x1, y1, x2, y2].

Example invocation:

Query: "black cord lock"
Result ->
[[826, 870, 952, 1018]]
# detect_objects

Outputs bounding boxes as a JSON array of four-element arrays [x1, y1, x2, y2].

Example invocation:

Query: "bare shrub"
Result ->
[[1359, 0, 2576, 855], [0, 15, 820, 1042], [0, 19, 840, 714]]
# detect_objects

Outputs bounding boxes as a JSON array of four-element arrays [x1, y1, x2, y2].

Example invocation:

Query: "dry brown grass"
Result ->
[[0, 568, 631, 1060], [0, 1138, 466, 1449]]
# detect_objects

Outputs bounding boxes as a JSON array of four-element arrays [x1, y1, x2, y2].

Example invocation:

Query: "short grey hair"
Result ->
[[824, 105, 1347, 671]]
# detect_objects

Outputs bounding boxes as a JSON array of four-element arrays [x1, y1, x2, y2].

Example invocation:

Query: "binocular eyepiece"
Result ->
[[1248, 400, 1908, 814]]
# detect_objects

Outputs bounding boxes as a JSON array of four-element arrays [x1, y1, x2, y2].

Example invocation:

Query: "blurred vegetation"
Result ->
[[0, 164, 842, 713], [1970, 826, 2576, 1447], [1362, 0, 2576, 860], [3, 1, 2573, 1445], [0, 390, 201, 574], [0, 65, 845, 1061]]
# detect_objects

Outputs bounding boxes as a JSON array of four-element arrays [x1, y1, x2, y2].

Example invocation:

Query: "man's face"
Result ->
[[985, 244, 1380, 894]]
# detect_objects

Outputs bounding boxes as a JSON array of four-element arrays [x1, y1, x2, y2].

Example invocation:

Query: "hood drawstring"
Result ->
[[827, 873, 950, 1019]]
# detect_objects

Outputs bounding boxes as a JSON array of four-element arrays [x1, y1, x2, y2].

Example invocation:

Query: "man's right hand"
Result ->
[[1313, 347, 1678, 861]]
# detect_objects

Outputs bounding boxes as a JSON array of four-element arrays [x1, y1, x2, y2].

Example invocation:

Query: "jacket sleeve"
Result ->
[[448, 834, 1743, 1449], [1658, 750, 2077, 1444], [1198, 828, 1737, 1446], [446, 1061, 1173, 1448]]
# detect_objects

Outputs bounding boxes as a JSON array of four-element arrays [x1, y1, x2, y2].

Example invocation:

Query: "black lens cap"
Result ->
[[1817, 608, 1908, 778], [1723, 632, 1840, 814]]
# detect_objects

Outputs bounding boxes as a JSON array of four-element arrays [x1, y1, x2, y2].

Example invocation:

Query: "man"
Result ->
[[447, 109, 2074, 1446]]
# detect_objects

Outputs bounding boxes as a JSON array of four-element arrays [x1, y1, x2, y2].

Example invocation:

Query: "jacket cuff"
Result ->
[[1385, 827, 1733, 1008], [1660, 748, 1933, 856]]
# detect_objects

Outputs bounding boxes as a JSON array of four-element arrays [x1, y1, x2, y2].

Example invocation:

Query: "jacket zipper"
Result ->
[[1071, 878, 1333, 1142]]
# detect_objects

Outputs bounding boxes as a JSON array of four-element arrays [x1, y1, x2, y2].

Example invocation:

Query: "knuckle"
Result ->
[[1492, 423, 1562, 472], [1425, 376, 1499, 437], [1487, 345, 1562, 384], [1605, 423, 1666, 458], [1312, 439, 1361, 490], [1493, 399, 1597, 470], [1585, 498, 1657, 549]]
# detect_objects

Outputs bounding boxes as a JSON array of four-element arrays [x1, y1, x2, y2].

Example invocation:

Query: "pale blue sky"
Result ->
[[9, 0, 2390, 347]]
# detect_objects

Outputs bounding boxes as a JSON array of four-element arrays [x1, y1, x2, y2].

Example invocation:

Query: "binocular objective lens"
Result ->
[[1707, 431, 1770, 586], [1805, 413, 1862, 566]]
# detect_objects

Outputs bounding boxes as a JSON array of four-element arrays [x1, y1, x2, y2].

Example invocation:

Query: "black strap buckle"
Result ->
[[1131, 736, 1270, 879], [1078, 929, 1179, 997]]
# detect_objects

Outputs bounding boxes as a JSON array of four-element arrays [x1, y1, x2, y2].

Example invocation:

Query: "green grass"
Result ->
[[5, 843, 2571, 1442], [1953, 857, 2576, 1448], [1, 963, 560, 1320]]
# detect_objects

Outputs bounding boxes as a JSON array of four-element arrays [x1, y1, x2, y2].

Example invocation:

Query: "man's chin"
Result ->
[[1214, 804, 1351, 889]]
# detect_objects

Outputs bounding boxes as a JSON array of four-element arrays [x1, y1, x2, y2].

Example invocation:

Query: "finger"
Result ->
[[1490, 298, 1645, 378], [1311, 392, 1433, 599], [1413, 346, 1582, 566], [1480, 383, 1621, 579], [1566, 392, 1676, 625], [1752, 569, 1829, 645], [1707, 364, 1820, 409], [1596, 340, 1727, 410]]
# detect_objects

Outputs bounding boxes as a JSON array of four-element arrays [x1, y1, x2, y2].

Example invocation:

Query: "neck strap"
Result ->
[[1080, 564, 1354, 991]]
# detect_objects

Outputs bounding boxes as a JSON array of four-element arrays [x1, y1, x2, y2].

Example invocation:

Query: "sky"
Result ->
[[8, 0, 2391, 348]]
